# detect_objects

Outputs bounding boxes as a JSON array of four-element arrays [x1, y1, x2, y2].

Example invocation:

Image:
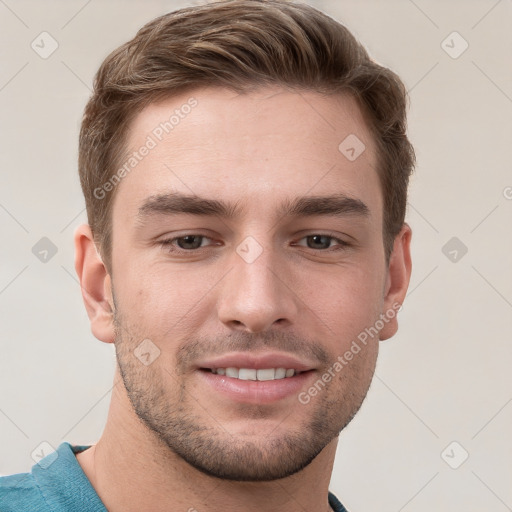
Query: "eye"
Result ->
[[294, 234, 349, 251], [159, 234, 216, 253], [158, 233, 350, 255]]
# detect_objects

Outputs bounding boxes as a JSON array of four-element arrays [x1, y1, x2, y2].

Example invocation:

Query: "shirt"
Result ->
[[0, 442, 349, 511]]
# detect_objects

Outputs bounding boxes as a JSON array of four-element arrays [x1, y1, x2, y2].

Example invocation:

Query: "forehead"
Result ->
[[113, 86, 382, 223]]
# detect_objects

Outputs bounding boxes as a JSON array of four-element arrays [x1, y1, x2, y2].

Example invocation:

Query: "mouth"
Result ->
[[201, 367, 305, 381], [195, 353, 317, 404]]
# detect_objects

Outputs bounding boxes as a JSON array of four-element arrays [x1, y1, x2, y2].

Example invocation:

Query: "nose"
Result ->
[[216, 241, 299, 333]]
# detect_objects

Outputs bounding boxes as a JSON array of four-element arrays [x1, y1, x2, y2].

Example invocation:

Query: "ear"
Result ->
[[379, 223, 412, 341], [74, 224, 115, 344]]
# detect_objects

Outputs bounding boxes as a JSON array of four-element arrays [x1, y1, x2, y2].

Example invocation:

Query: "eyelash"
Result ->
[[158, 233, 350, 254]]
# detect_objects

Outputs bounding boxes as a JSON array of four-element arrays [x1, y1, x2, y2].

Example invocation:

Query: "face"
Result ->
[[106, 86, 398, 481]]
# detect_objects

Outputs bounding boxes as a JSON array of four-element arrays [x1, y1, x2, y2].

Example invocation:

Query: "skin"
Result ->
[[74, 86, 412, 512]]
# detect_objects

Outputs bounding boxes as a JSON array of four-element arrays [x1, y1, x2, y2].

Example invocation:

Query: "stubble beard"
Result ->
[[113, 311, 377, 482]]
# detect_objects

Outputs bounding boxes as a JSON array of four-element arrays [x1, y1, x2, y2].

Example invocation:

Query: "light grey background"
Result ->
[[1, 0, 511, 510]]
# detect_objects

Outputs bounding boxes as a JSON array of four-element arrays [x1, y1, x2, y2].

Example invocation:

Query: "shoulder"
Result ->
[[0, 442, 94, 512], [0, 471, 50, 511], [328, 490, 350, 512]]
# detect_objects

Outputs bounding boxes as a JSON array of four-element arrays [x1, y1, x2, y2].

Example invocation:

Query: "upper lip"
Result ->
[[196, 351, 316, 372]]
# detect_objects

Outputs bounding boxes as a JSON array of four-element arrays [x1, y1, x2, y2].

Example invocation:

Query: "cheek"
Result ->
[[113, 260, 215, 339], [302, 261, 385, 338]]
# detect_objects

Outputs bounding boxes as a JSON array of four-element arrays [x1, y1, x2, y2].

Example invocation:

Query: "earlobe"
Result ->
[[379, 223, 412, 341], [74, 224, 115, 344]]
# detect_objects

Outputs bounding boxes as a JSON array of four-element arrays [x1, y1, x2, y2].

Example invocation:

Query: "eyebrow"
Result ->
[[136, 192, 370, 225]]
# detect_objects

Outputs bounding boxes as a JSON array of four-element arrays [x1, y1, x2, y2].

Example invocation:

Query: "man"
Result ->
[[0, 0, 414, 510]]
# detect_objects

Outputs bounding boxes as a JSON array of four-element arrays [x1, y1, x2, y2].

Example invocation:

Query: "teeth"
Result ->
[[275, 368, 286, 379], [257, 368, 275, 381], [211, 367, 298, 380], [238, 368, 257, 380], [225, 367, 238, 378]]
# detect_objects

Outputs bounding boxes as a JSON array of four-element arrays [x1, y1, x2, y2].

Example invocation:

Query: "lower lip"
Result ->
[[197, 370, 315, 404]]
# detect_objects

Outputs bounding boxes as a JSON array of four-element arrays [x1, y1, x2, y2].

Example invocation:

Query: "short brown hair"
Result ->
[[79, 0, 415, 271]]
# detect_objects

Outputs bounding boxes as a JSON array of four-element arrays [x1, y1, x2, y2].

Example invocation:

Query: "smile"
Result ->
[[205, 367, 301, 380]]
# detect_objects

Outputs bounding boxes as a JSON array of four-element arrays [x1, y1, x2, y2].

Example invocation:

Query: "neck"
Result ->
[[76, 371, 338, 512]]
